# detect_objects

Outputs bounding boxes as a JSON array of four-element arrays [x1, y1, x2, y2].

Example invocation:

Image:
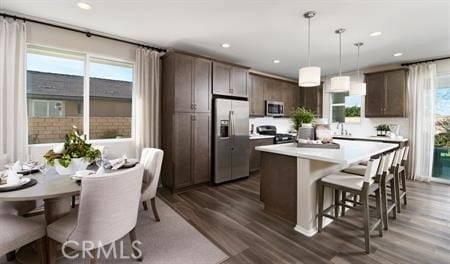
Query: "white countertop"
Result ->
[[333, 135, 408, 143], [250, 134, 275, 140], [255, 139, 397, 165]]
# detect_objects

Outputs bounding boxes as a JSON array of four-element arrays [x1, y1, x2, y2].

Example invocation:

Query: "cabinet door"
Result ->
[[385, 70, 407, 117], [231, 67, 248, 97], [173, 113, 192, 188], [264, 78, 281, 101], [365, 73, 386, 117], [193, 113, 211, 184], [316, 84, 323, 117], [249, 138, 274, 172], [193, 58, 212, 113], [212, 62, 231, 95], [174, 54, 193, 113], [250, 75, 265, 116], [280, 82, 291, 116]]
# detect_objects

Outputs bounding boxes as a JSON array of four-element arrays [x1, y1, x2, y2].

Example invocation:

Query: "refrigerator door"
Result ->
[[231, 100, 250, 180], [214, 98, 232, 184]]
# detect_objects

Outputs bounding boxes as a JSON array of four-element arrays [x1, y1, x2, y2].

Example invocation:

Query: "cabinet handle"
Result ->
[[230, 88, 234, 94], [194, 104, 197, 110], [191, 115, 196, 121], [191, 104, 194, 110]]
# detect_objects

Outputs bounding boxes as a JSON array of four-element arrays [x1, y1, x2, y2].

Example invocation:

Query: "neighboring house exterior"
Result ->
[[27, 71, 132, 143]]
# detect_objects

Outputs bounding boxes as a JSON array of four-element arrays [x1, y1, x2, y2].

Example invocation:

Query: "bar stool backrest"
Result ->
[[396, 147, 406, 167], [376, 155, 388, 176], [364, 157, 381, 183], [402, 146, 410, 163], [384, 151, 396, 174]]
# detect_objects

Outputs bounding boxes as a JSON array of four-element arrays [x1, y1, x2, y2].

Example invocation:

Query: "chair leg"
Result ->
[[375, 188, 383, 237], [142, 201, 148, 211], [37, 237, 47, 264], [317, 182, 324, 232], [48, 237, 58, 264], [341, 191, 346, 216], [394, 169, 401, 213], [71, 196, 76, 208], [6, 251, 15, 261], [129, 227, 143, 261], [380, 180, 389, 230], [151, 198, 160, 222], [389, 178, 397, 220], [89, 248, 97, 264], [401, 170, 407, 205], [362, 192, 371, 254], [334, 189, 339, 218]]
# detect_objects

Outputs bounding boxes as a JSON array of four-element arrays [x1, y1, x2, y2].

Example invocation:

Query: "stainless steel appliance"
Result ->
[[265, 101, 284, 117], [214, 98, 250, 184], [256, 125, 295, 144]]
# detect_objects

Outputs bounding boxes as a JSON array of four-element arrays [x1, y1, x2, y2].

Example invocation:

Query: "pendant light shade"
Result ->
[[330, 28, 350, 93], [299, 66, 321, 87], [298, 11, 321, 87], [349, 42, 366, 96]]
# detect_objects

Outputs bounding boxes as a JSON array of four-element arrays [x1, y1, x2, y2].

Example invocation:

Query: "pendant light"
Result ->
[[350, 42, 367, 96], [330, 28, 350, 92], [298, 11, 321, 87]]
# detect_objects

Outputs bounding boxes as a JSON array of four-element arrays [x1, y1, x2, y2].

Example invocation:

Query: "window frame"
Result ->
[[329, 92, 363, 124], [30, 99, 65, 117], [26, 44, 136, 145]]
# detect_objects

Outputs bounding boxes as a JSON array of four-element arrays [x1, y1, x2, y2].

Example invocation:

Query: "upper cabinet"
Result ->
[[299, 84, 323, 118], [365, 69, 408, 117], [212, 61, 248, 97], [249, 74, 265, 116], [163, 53, 212, 113]]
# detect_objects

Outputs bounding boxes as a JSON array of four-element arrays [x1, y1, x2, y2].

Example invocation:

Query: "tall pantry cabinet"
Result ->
[[161, 52, 212, 192]]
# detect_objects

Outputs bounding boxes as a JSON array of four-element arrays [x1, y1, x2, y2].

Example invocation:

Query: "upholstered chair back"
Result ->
[[140, 148, 164, 201], [69, 164, 144, 247], [363, 157, 381, 183]]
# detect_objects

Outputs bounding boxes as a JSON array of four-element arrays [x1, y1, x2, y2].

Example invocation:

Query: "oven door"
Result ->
[[266, 101, 284, 117]]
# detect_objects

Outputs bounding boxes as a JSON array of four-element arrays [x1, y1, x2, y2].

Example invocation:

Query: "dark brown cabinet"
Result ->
[[213, 61, 248, 97], [249, 74, 265, 116], [299, 84, 323, 117], [249, 138, 274, 172], [365, 69, 407, 117], [161, 52, 212, 192]]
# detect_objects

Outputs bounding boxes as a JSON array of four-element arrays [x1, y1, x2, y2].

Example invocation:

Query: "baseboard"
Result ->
[[294, 217, 333, 237]]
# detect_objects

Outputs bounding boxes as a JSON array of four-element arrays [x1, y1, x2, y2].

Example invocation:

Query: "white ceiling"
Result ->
[[1, 0, 449, 79]]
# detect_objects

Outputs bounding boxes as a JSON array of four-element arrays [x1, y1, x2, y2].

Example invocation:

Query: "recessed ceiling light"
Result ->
[[369, 31, 382, 37], [273, 59, 280, 64], [393, 52, 403, 57], [221, 43, 230, 48], [77, 2, 92, 10]]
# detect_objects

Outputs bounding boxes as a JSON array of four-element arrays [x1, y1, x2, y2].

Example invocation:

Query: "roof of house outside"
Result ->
[[27, 71, 132, 100]]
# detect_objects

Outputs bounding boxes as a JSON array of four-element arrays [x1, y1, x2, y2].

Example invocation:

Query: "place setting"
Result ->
[[0, 161, 40, 192]]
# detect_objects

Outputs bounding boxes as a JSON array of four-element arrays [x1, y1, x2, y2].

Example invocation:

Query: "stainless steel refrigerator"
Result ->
[[214, 98, 250, 184]]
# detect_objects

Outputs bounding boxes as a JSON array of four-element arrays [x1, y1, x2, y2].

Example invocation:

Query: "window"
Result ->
[[331, 92, 362, 123], [26, 45, 134, 144]]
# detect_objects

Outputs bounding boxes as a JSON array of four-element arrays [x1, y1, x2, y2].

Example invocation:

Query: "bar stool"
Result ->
[[394, 147, 408, 213], [317, 156, 383, 254], [344, 151, 398, 230]]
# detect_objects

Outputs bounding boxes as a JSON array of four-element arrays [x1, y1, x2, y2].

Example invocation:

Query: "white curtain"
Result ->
[[408, 63, 436, 182], [0, 17, 28, 162], [134, 48, 162, 157]]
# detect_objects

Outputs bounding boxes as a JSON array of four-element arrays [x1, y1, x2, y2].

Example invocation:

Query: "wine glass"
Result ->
[[38, 161, 50, 183]]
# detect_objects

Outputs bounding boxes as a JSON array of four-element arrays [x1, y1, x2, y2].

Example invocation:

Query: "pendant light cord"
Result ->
[[307, 17, 311, 66], [357, 45, 360, 81], [339, 32, 342, 76]]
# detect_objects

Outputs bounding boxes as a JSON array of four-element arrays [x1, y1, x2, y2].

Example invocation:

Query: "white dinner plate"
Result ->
[[0, 178, 31, 191]]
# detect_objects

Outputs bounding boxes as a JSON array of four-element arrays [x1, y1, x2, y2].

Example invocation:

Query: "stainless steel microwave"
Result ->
[[265, 101, 284, 117]]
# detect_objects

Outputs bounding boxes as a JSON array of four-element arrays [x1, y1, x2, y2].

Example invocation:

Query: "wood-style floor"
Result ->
[[159, 174, 450, 264]]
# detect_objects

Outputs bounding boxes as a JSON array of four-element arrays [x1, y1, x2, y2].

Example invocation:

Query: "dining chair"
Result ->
[[0, 214, 47, 263], [318, 156, 383, 254], [139, 148, 164, 222], [47, 164, 145, 263]]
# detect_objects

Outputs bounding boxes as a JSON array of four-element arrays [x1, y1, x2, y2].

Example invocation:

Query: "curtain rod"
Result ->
[[401, 56, 450, 66], [0, 12, 167, 53]]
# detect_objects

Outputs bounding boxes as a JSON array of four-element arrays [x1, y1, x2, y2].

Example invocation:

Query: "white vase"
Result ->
[[297, 123, 315, 140], [54, 158, 90, 175]]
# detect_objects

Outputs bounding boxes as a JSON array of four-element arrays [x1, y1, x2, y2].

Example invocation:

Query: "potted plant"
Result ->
[[44, 126, 101, 175], [291, 107, 315, 140], [375, 124, 390, 136]]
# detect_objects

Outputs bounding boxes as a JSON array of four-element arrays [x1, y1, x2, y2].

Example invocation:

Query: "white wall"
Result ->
[[249, 117, 294, 134]]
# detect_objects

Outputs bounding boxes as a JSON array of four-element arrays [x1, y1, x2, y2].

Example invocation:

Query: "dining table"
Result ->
[[0, 168, 82, 263]]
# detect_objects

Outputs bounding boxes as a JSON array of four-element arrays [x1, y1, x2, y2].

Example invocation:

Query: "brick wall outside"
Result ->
[[29, 117, 132, 144]]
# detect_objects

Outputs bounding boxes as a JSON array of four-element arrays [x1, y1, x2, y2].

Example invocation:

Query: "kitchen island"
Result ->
[[255, 139, 397, 237]]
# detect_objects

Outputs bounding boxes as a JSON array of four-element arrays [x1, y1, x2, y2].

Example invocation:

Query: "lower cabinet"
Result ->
[[162, 112, 211, 191], [249, 138, 274, 173]]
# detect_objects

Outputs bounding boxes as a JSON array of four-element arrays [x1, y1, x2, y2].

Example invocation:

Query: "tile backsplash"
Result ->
[[249, 117, 294, 134]]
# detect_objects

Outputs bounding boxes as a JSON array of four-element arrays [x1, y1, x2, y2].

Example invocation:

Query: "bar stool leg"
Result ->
[[401, 170, 407, 205], [389, 177, 397, 219], [341, 191, 346, 216], [317, 182, 324, 232], [375, 188, 383, 237], [334, 189, 340, 218], [394, 168, 401, 213], [362, 191, 371, 254], [380, 179, 389, 230]]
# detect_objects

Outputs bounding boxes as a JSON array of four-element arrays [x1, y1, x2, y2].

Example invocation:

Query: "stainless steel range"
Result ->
[[256, 125, 295, 144]]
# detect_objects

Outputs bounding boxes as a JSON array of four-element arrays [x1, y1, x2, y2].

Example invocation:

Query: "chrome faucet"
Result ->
[[337, 122, 345, 135]]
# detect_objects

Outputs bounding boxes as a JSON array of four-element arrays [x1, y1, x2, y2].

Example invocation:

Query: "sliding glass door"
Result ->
[[432, 73, 450, 182]]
